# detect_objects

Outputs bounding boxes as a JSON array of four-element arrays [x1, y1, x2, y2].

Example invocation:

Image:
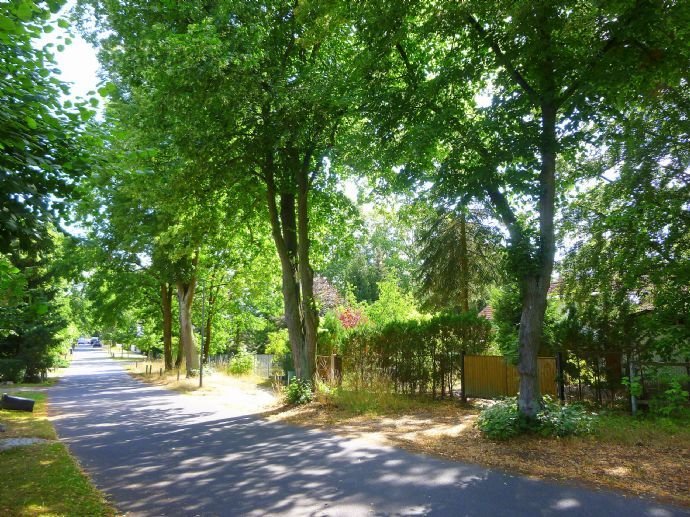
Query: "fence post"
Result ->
[[556, 352, 565, 403], [686, 357, 690, 402], [460, 351, 466, 403]]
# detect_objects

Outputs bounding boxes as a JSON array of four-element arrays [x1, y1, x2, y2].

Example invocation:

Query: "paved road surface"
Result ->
[[49, 346, 686, 516]]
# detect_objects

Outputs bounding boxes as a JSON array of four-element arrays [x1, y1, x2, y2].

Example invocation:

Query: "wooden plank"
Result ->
[[464, 355, 558, 399]]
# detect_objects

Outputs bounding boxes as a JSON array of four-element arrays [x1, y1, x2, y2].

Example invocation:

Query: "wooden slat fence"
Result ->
[[464, 355, 557, 398]]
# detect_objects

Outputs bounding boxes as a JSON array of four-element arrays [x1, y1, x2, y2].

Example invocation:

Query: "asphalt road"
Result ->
[[49, 346, 686, 517]]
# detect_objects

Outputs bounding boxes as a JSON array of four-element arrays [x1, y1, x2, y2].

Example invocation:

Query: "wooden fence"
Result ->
[[464, 355, 557, 398]]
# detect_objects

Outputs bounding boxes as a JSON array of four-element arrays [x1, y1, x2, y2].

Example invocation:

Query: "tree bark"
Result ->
[[516, 99, 557, 418], [177, 277, 199, 376], [161, 283, 174, 371], [264, 155, 318, 381], [296, 164, 319, 380]]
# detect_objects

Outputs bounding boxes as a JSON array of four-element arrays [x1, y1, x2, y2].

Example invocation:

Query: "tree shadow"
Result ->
[[47, 349, 681, 516]]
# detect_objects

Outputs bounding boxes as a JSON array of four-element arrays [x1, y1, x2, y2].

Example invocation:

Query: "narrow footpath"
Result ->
[[49, 346, 686, 516]]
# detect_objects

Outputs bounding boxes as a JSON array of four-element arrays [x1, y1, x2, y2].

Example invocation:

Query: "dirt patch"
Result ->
[[124, 359, 280, 415], [270, 401, 690, 508]]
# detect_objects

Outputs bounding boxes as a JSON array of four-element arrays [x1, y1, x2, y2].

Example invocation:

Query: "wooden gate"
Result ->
[[464, 355, 557, 398]]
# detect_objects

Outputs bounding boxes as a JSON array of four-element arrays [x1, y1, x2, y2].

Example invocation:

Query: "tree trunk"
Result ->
[[516, 99, 557, 419], [161, 283, 174, 371], [177, 278, 199, 376], [296, 165, 318, 380], [517, 276, 549, 416], [264, 157, 318, 381]]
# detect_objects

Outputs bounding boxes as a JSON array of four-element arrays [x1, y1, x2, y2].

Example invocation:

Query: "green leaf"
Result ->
[[57, 18, 70, 29], [25, 116, 37, 130], [0, 16, 17, 33], [97, 83, 117, 98], [15, 2, 33, 22]]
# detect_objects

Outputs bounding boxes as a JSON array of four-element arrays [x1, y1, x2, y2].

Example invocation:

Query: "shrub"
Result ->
[[0, 358, 27, 383], [477, 397, 595, 440], [285, 378, 313, 405], [53, 357, 70, 368], [341, 311, 493, 395], [228, 352, 254, 376], [650, 377, 690, 418], [476, 398, 522, 440], [537, 397, 594, 437]]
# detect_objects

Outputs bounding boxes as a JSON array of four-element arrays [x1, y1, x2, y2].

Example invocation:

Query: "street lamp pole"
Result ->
[[199, 279, 206, 388]]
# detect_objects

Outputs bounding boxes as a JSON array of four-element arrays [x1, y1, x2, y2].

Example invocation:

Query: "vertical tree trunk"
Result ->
[[264, 157, 318, 381], [296, 165, 318, 380], [516, 99, 557, 419], [177, 278, 199, 376], [161, 283, 174, 371]]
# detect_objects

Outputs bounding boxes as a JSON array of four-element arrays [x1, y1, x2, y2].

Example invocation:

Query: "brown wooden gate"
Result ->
[[464, 355, 557, 398]]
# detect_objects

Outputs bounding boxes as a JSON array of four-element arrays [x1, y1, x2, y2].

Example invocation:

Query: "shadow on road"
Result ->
[[48, 348, 681, 517]]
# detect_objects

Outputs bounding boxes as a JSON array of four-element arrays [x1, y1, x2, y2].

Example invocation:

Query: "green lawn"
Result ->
[[0, 391, 116, 516]]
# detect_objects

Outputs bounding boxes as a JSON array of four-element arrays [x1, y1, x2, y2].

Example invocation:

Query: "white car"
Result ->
[[77, 337, 88, 345]]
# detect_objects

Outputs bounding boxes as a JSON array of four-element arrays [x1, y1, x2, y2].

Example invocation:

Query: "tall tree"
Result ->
[[348, 0, 688, 417], [417, 207, 503, 313], [1, 0, 93, 253], [83, 0, 360, 380]]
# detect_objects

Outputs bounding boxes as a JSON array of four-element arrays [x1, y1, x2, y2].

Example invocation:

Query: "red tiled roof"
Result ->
[[478, 305, 493, 320]]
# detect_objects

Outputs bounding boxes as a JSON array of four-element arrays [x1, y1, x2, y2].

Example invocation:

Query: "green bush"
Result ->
[[477, 397, 595, 440], [0, 358, 27, 383], [228, 352, 254, 376], [285, 378, 313, 405], [650, 377, 690, 418], [537, 397, 594, 437], [342, 311, 493, 395], [476, 398, 522, 440], [53, 357, 70, 368]]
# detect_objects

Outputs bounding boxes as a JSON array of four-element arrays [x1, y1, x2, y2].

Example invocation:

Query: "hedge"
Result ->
[[341, 312, 492, 397], [0, 358, 27, 383]]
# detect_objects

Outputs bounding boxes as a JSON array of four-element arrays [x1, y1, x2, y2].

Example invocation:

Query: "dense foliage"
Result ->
[[477, 397, 594, 440], [342, 312, 492, 397], [0, 1, 92, 379]]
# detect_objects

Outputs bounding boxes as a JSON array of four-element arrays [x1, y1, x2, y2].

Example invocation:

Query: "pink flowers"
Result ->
[[338, 307, 367, 329]]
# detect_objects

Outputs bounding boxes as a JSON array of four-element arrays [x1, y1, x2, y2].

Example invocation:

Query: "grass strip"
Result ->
[[0, 390, 116, 516]]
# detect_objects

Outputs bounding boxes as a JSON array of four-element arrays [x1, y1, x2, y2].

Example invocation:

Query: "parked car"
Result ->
[[91, 337, 101, 348], [78, 337, 88, 345]]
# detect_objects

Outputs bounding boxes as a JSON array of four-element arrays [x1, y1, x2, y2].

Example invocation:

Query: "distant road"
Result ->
[[49, 346, 686, 516]]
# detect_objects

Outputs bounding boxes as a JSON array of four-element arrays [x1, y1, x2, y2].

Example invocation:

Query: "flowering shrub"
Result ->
[[338, 307, 367, 329]]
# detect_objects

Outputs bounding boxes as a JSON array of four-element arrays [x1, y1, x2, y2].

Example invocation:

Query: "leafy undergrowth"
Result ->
[[270, 392, 690, 508], [0, 391, 116, 516]]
